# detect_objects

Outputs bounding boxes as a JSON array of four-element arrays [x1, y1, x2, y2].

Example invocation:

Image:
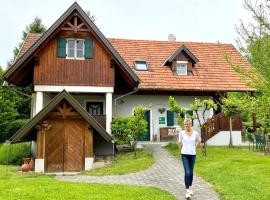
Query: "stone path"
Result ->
[[56, 144, 219, 200]]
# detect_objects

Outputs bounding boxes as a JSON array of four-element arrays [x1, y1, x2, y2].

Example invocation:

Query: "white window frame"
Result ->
[[176, 61, 188, 75], [134, 60, 148, 71], [66, 38, 85, 60]]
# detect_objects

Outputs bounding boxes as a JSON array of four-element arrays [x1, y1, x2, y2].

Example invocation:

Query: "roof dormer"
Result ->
[[164, 45, 198, 76]]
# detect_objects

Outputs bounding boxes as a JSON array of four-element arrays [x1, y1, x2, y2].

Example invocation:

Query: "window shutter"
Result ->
[[186, 110, 193, 117], [186, 110, 194, 125], [167, 110, 174, 126], [57, 37, 67, 57], [84, 39, 93, 59]]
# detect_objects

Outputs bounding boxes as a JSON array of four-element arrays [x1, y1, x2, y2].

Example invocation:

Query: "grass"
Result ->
[[164, 143, 270, 200], [0, 165, 175, 200], [82, 149, 155, 176], [0, 142, 32, 165]]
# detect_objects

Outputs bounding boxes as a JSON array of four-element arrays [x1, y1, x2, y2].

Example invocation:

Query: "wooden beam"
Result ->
[[67, 22, 74, 28], [36, 130, 43, 158], [85, 126, 93, 157]]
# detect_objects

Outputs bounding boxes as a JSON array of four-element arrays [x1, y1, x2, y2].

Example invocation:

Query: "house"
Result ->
[[3, 2, 253, 172]]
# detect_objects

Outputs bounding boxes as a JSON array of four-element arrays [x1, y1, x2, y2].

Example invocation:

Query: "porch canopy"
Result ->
[[9, 89, 112, 143]]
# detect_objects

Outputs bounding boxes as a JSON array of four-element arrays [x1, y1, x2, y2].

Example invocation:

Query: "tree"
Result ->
[[111, 105, 147, 157], [126, 106, 148, 157], [8, 16, 46, 67], [221, 97, 240, 147], [232, 0, 270, 136], [0, 17, 46, 142], [168, 96, 217, 156]]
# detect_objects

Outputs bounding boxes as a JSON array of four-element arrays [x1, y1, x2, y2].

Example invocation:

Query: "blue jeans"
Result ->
[[181, 154, 196, 189]]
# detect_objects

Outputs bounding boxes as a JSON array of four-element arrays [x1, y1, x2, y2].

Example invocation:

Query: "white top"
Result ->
[[178, 130, 201, 155]]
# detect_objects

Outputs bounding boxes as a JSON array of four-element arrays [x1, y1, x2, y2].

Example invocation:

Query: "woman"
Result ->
[[178, 118, 201, 199]]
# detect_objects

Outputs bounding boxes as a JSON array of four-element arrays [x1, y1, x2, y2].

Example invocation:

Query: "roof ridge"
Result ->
[[108, 37, 234, 46]]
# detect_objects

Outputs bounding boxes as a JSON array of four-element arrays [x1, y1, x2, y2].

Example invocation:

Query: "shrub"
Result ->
[[0, 118, 28, 143], [0, 142, 32, 165]]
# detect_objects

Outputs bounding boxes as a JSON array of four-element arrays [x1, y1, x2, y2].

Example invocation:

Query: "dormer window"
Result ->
[[66, 39, 84, 59], [176, 61, 187, 75], [134, 60, 148, 71]]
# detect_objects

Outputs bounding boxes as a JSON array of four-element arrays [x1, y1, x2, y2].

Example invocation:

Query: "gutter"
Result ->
[[114, 87, 139, 116]]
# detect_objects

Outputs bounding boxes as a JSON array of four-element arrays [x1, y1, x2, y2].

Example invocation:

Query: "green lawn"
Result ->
[[164, 143, 270, 200], [0, 165, 175, 200], [83, 149, 155, 176]]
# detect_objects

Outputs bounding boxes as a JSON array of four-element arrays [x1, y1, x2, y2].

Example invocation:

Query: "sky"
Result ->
[[0, 0, 252, 70]]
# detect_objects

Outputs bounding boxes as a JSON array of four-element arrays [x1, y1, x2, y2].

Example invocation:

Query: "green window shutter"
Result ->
[[186, 110, 194, 125], [167, 110, 174, 126], [84, 39, 93, 59], [57, 37, 67, 58], [186, 110, 193, 117]]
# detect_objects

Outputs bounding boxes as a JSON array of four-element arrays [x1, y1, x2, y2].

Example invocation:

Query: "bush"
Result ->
[[0, 142, 32, 165], [0, 118, 28, 143]]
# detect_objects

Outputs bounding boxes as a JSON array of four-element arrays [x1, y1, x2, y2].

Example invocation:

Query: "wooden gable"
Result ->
[[34, 14, 114, 86], [3, 2, 139, 88], [164, 45, 199, 75]]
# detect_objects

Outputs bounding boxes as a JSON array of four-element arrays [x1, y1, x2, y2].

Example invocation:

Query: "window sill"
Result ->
[[66, 57, 85, 60]]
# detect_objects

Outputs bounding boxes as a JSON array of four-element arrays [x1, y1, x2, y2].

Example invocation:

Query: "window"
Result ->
[[176, 61, 188, 75], [134, 60, 148, 71], [66, 39, 85, 59], [167, 110, 192, 126], [86, 102, 104, 115]]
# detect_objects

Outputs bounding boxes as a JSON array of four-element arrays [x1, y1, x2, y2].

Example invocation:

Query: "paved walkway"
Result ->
[[56, 144, 219, 200]]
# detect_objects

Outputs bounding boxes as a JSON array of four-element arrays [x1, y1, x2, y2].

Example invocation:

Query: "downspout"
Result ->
[[114, 87, 139, 116]]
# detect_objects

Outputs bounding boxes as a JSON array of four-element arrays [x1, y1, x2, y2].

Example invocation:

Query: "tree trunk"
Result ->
[[229, 116, 233, 148], [133, 141, 137, 158]]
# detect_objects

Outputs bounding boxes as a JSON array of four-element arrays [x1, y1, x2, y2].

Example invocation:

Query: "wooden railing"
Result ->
[[201, 113, 242, 142], [92, 115, 106, 129]]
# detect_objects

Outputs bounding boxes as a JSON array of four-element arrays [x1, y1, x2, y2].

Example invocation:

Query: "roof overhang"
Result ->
[[9, 90, 112, 143], [3, 2, 139, 86], [163, 45, 199, 66]]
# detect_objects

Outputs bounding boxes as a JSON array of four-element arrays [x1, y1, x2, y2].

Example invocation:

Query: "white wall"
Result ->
[[113, 95, 213, 141], [207, 131, 242, 146]]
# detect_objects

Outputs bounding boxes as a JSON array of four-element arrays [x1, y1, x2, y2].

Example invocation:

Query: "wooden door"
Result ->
[[64, 119, 85, 171], [45, 119, 65, 172], [139, 110, 151, 141]]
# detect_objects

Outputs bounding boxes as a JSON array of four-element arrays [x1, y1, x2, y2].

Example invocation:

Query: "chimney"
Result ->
[[168, 34, 176, 41]]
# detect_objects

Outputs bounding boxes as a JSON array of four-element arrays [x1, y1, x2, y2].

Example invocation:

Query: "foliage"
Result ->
[[82, 149, 154, 176], [111, 116, 132, 145], [0, 166, 175, 200], [168, 96, 217, 156], [168, 96, 217, 129], [112, 105, 148, 157], [230, 0, 270, 134], [126, 105, 148, 151], [0, 17, 46, 142], [8, 16, 46, 66], [189, 98, 217, 127], [0, 142, 32, 165], [221, 97, 241, 147], [0, 87, 18, 142]]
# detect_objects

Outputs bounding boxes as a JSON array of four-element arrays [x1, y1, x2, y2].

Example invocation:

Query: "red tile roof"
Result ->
[[18, 33, 254, 91], [109, 38, 253, 92], [16, 33, 42, 59]]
